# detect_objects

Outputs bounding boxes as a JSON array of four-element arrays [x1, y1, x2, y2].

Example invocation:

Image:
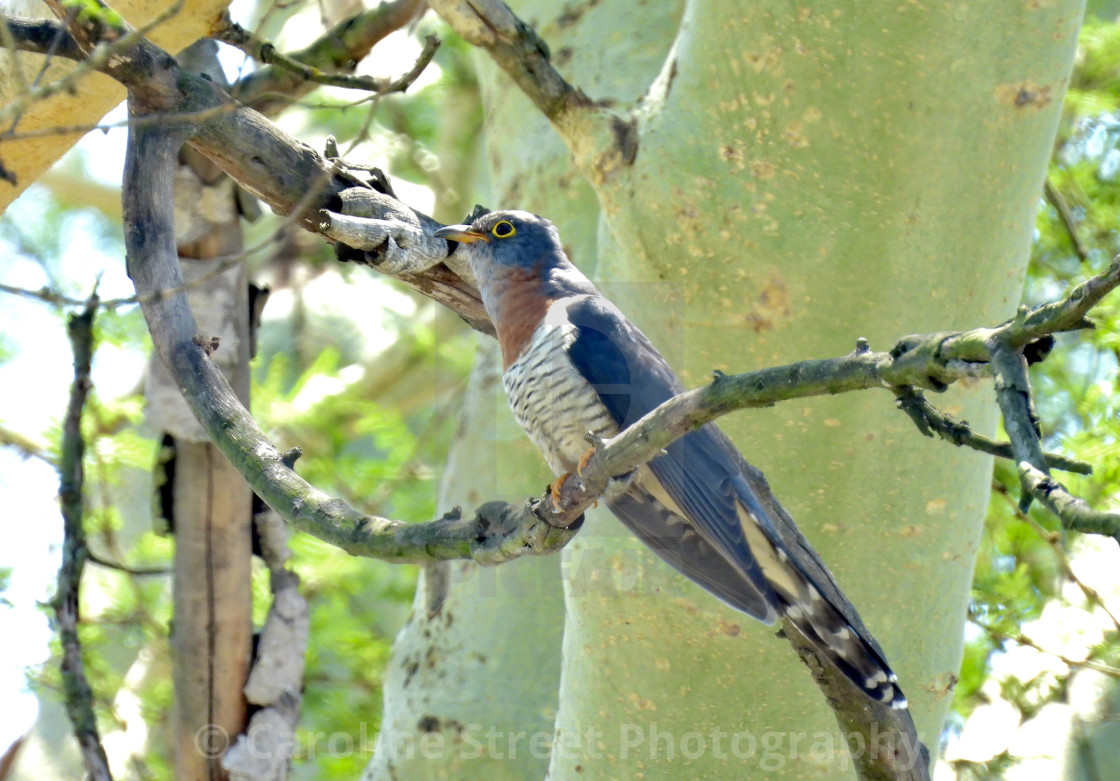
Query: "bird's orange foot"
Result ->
[[550, 472, 571, 508], [576, 447, 596, 476]]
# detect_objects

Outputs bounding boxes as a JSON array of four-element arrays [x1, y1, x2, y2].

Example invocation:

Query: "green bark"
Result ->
[[368, 343, 565, 780]]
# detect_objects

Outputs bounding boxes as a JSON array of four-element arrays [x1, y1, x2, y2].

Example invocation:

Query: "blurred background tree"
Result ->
[[1, 1, 1119, 779]]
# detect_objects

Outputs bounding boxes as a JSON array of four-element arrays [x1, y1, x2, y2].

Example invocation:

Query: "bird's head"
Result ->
[[434, 210, 565, 278], [435, 209, 595, 306], [434, 210, 598, 363]]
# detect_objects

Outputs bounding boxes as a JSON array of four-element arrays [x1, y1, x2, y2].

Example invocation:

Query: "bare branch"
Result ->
[[86, 552, 170, 577], [538, 260, 1120, 530], [429, 0, 589, 121], [0, 423, 55, 464], [51, 294, 113, 781], [123, 96, 1120, 564], [215, 15, 439, 98], [123, 103, 574, 566], [427, 0, 634, 180], [0, 280, 88, 307], [1044, 177, 1090, 263], [937, 259, 1120, 364], [227, 0, 426, 113], [20, 2, 1119, 558], [895, 387, 1090, 474], [1019, 462, 1120, 544]]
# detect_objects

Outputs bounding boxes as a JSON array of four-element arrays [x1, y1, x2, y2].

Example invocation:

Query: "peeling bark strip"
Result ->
[[53, 298, 114, 781]]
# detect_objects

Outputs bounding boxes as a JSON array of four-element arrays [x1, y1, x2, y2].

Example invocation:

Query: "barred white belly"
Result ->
[[503, 319, 618, 474]]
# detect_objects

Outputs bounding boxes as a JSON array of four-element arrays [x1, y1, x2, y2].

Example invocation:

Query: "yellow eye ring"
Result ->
[[492, 220, 516, 238]]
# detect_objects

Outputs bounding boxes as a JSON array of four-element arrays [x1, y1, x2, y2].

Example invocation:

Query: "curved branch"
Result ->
[[121, 91, 934, 779], [122, 84, 1120, 559], [18, 0, 1119, 575], [122, 106, 576, 566], [427, 0, 634, 181]]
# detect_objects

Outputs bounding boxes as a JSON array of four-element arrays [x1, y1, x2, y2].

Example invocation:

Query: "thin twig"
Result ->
[[0, 99, 239, 142], [50, 293, 113, 781], [0, 423, 56, 464], [894, 387, 1091, 474], [970, 615, 1120, 678], [1044, 177, 1090, 263], [0, 281, 87, 308], [216, 15, 439, 96], [86, 552, 170, 577], [228, 0, 426, 112]]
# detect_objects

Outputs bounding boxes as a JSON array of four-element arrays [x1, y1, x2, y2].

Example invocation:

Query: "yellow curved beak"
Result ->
[[433, 224, 489, 243]]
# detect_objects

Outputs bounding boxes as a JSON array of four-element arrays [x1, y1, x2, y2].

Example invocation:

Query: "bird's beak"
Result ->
[[433, 224, 489, 244]]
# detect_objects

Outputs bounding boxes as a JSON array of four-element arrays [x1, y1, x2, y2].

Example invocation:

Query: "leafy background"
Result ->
[[1, 6, 1119, 780]]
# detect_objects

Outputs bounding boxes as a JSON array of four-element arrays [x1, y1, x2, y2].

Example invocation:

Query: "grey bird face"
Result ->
[[433, 210, 565, 280], [434, 210, 598, 335]]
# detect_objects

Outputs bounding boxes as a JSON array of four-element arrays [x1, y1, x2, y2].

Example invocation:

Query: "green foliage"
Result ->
[[0, 566, 12, 609], [60, 0, 125, 30], [251, 301, 470, 777]]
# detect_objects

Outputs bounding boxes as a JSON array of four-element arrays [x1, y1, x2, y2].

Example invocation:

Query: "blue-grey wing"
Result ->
[[564, 294, 907, 708], [565, 295, 778, 620]]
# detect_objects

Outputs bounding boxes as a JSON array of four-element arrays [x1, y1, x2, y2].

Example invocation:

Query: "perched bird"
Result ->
[[434, 210, 906, 709]]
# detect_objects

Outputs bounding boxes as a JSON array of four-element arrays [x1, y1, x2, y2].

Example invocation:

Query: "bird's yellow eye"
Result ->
[[492, 220, 516, 239]]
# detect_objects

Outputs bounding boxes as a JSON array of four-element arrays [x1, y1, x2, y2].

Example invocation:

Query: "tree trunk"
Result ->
[[150, 103, 255, 777], [572, 1, 1084, 776]]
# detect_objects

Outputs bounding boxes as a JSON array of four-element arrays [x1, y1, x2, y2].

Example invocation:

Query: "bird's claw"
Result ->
[[576, 447, 596, 477], [550, 473, 571, 509]]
